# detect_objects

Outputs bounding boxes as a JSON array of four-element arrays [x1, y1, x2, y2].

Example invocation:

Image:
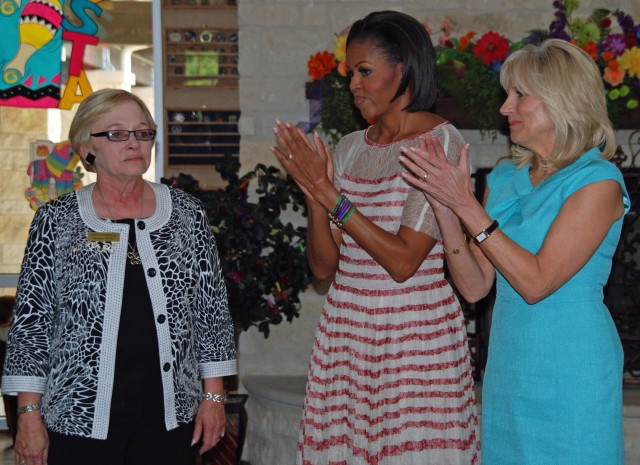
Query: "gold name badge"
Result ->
[[88, 232, 121, 242]]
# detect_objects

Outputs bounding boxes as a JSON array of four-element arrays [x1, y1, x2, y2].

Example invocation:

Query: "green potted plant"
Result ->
[[162, 156, 311, 340]]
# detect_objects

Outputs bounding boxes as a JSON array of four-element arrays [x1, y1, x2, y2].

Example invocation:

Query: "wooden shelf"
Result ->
[[166, 109, 240, 166], [160, 4, 239, 174], [164, 26, 238, 88]]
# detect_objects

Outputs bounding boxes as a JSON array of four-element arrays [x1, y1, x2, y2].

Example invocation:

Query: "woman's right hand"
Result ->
[[15, 413, 48, 465], [271, 120, 335, 206], [400, 135, 475, 217]]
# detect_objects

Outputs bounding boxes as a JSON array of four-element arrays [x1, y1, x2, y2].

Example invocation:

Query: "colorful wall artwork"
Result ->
[[25, 139, 83, 210], [0, 0, 110, 109]]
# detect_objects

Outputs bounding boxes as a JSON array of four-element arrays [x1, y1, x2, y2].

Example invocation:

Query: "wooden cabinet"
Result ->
[[158, 1, 239, 187]]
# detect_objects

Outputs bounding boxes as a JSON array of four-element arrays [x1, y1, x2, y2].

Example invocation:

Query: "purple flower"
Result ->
[[602, 34, 628, 55], [552, 0, 565, 10], [614, 10, 636, 33], [523, 30, 548, 46]]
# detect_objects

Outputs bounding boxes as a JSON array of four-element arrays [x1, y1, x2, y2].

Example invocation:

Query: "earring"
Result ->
[[86, 153, 96, 165]]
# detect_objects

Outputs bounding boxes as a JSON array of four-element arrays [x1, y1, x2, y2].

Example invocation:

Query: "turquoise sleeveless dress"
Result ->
[[481, 148, 630, 465]]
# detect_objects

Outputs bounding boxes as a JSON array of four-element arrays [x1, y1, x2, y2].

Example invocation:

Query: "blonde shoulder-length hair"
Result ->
[[69, 88, 156, 172], [500, 39, 616, 170]]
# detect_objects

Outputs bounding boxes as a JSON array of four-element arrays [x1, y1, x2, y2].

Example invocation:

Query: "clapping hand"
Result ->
[[271, 120, 334, 203], [399, 134, 473, 216]]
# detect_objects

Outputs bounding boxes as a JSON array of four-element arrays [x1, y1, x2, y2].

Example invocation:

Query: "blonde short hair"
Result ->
[[69, 89, 156, 172], [500, 39, 615, 169]]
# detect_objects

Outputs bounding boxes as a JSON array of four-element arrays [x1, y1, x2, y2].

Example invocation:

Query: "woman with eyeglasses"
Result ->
[[1, 88, 238, 465]]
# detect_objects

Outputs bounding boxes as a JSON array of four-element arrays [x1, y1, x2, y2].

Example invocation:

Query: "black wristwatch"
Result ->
[[473, 220, 499, 245]]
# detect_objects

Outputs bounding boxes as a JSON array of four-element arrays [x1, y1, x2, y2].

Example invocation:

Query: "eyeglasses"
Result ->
[[90, 129, 157, 142]]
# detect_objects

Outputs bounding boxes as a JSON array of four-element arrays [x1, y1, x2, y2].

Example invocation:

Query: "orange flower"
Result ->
[[581, 41, 599, 61], [337, 60, 348, 77], [459, 31, 476, 51], [308, 51, 337, 81], [603, 60, 625, 86]]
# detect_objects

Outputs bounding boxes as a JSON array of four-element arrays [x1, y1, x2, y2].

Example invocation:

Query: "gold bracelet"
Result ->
[[442, 234, 468, 255]]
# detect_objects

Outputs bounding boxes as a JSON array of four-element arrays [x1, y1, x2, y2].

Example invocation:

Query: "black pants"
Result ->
[[47, 422, 196, 465]]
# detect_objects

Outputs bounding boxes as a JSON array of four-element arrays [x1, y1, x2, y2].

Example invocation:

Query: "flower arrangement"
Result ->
[[543, 0, 640, 126], [162, 157, 311, 339], [306, 29, 367, 147], [304, 0, 640, 139], [434, 27, 518, 136]]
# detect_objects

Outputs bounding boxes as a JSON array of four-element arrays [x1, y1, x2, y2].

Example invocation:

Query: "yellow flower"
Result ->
[[618, 46, 640, 79], [334, 35, 347, 62]]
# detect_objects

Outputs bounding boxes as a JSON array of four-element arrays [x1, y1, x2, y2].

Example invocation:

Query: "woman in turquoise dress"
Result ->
[[399, 39, 630, 464]]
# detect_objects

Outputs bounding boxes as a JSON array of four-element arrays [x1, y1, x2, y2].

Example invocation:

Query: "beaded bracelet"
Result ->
[[328, 195, 357, 229]]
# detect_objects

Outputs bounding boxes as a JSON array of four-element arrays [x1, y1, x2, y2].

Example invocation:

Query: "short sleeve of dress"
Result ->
[[401, 124, 465, 240]]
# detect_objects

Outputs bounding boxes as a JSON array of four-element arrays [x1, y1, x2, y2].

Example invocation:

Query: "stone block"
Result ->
[[0, 199, 32, 215], [0, 171, 30, 195], [0, 133, 47, 150], [239, 4, 300, 25], [0, 107, 47, 134], [301, 4, 327, 27], [2, 243, 27, 267], [0, 217, 31, 244]]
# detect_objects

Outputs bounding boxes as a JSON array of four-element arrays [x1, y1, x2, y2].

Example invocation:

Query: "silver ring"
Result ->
[[19, 460, 26, 465], [422, 172, 428, 181], [220, 432, 225, 438], [287, 153, 294, 160]]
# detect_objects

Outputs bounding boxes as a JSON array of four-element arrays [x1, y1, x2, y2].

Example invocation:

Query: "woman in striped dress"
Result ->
[[272, 10, 479, 465]]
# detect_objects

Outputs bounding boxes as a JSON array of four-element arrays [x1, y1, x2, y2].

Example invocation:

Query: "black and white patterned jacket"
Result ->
[[1, 182, 238, 439]]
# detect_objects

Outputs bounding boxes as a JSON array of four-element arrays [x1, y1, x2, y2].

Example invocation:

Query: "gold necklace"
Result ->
[[96, 184, 144, 265]]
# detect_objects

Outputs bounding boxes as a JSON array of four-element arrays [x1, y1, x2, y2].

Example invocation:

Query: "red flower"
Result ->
[[307, 50, 337, 80], [472, 31, 511, 65], [624, 32, 637, 49]]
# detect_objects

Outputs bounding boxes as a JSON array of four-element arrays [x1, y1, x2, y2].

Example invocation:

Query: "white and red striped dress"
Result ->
[[297, 124, 480, 465]]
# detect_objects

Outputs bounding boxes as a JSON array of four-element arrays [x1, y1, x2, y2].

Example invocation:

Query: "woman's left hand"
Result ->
[[400, 135, 474, 214], [192, 400, 226, 454]]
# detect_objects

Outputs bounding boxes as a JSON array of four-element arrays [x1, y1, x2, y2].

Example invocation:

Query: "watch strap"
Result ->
[[473, 219, 499, 245]]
